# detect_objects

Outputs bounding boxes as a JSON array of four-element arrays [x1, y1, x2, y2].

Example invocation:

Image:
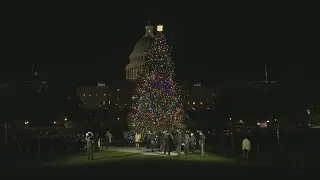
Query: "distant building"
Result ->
[[38, 81, 49, 93], [77, 23, 222, 114], [0, 79, 48, 94], [182, 82, 219, 111], [77, 85, 109, 110], [76, 80, 220, 115], [0, 80, 49, 122], [125, 22, 154, 80], [29, 63, 49, 93], [76, 81, 134, 111]]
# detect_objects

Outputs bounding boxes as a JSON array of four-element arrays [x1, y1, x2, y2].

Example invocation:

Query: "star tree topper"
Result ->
[[157, 24, 163, 32]]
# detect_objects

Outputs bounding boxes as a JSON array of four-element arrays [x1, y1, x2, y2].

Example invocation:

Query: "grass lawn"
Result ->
[[3, 151, 305, 178], [50, 151, 238, 166]]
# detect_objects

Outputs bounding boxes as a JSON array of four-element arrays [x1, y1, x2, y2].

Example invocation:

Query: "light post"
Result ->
[[228, 117, 232, 128], [1, 122, 9, 144], [4, 122, 7, 144], [275, 118, 280, 145], [307, 109, 311, 127]]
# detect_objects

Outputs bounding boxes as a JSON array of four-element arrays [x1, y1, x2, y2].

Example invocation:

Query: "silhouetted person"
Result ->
[[190, 133, 196, 153], [175, 130, 182, 156], [94, 134, 99, 151], [149, 132, 156, 152], [242, 135, 251, 160], [164, 131, 174, 155], [85, 132, 94, 160], [135, 132, 141, 149], [159, 131, 164, 152], [230, 131, 235, 149], [105, 131, 112, 149], [184, 131, 190, 155], [199, 131, 206, 156]]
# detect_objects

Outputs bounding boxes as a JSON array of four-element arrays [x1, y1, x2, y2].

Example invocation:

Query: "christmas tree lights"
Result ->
[[128, 26, 185, 134]]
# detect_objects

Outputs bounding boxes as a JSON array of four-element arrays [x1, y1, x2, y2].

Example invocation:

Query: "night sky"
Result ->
[[2, 8, 319, 88]]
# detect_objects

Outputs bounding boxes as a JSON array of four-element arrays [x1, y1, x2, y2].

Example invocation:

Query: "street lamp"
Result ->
[[64, 117, 68, 121], [307, 109, 310, 115], [276, 119, 280, 145], [4, 122, 8, 143], [53, 121, 56, 124]]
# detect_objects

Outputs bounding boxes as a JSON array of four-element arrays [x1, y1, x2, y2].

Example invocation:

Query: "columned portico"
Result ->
[[125, 22, 154, 80]]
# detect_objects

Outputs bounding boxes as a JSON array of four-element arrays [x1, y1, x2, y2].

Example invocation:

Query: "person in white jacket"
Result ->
[[242, 135, 251, 160], [135, 132, 141, 149]]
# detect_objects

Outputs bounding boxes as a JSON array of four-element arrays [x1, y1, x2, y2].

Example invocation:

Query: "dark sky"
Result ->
[[2, 7, 319, 87]]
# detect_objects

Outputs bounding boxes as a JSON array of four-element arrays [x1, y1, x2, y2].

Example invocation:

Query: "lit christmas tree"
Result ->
[[128, 25, 185, 134]]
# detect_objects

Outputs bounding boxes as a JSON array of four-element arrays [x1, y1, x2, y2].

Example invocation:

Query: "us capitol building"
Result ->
[[77, 22, 218, 115], [125, 22, 154, 80]]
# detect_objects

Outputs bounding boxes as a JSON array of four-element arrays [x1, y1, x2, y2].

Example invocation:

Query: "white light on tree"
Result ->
[[157, 25, 163, 32], [54, 121, 56, 124], [65, 117, 68, 121]]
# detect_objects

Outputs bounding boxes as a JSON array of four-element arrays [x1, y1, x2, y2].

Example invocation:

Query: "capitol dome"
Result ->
[[125, 23, 154, 80]]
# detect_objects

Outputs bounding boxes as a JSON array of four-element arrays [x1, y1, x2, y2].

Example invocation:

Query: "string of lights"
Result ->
[[128, 28, 185, 134]]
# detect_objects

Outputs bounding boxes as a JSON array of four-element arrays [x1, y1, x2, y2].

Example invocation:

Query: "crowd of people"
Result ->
[[1, 130, 114, 161], [126, 129, 253, 159], [132, 130, 207, 156], [0, 132, 87, 161], [1, 127, 257, 162]]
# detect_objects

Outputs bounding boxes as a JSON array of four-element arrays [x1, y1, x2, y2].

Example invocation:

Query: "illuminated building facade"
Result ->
[[76, 81, 219, 116], [182, 82, 219, 111], [77, 81, 134, 111], [125, 22, 154, 80]]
